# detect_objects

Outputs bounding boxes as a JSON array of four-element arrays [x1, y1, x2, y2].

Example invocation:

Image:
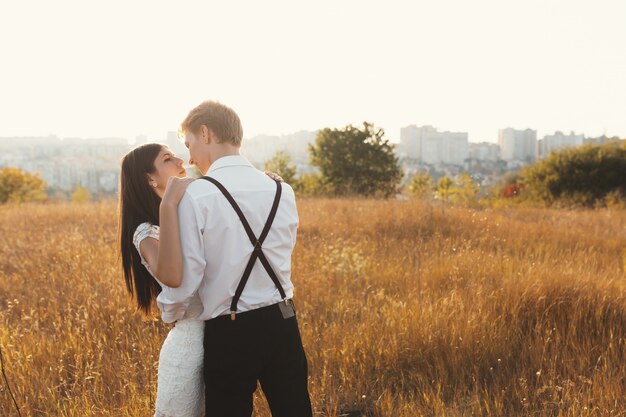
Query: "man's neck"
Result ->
[[209, 146, 241, 166]]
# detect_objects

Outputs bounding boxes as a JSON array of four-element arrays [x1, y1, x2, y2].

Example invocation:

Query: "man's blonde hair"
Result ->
[[180, 101, 243, 146]]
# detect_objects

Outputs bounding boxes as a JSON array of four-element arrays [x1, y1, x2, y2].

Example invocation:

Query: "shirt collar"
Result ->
[[207, 155, 254, 173]]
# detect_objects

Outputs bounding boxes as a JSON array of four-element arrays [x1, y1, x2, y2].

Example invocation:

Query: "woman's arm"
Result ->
[[155, 177, 194, 288], [137, 177, 192, 288]]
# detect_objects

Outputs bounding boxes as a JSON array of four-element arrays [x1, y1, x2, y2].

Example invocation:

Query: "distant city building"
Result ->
[[165, 131, 190, 162], [400, 125, 468, 165], [584, 135, 621, 146], [241, 130, 317, 168], [498, 128, 537, 163], [538, 131, 585, 158], [468, 142, 500, 161], [400, 125, 434, 159], [0, 136, 132, 193]]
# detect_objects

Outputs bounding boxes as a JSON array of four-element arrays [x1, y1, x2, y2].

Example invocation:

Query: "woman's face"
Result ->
[[148, 146, 187, 195]]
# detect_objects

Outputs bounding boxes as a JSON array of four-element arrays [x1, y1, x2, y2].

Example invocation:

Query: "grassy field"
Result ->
[[1, 200, 625, 416]]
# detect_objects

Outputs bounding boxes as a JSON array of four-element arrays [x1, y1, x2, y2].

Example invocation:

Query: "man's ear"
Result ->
[[200, 125, 213, 144]]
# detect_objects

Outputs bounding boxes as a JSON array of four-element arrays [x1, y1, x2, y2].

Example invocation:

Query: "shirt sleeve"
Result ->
[[155, 192, 206, 323], [133, 223, 159, 251], [131, 223, 160, 278], [284, 183, 299, 248]]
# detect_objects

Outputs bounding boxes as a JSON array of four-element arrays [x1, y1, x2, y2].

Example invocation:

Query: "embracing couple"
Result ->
[[118, 101, 313, 416]]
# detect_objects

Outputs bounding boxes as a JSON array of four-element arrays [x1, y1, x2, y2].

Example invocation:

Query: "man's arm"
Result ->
[[156, 192, 206, 323], [284, 183, 299, 248]]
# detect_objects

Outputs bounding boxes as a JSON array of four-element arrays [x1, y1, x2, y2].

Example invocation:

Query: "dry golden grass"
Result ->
[[1, 200, 626, 416]]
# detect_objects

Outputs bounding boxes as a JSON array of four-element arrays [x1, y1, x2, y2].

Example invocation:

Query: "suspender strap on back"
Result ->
[[200, 176, 287, 320]]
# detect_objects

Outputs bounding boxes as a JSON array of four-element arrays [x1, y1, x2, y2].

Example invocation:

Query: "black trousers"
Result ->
[[203, 301, 313, 417]]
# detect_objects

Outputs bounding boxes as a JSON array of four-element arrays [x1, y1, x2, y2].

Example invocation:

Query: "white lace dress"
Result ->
[[133, 222, 205, 417]]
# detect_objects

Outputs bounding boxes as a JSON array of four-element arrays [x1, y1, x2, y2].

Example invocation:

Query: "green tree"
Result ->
[[0, 167, 48, 204], [521, 142, 626, 207], [264, 151, 297, 185], [408, 173, 433, 199], [71, 185, 91, 203], [308, 122, 402, 198], [435, 176, 453, 202], [451, 173, 479, 205], [293, 173, 328, 197]]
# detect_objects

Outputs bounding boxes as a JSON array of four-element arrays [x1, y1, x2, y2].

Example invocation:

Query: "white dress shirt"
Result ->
[[156, 155, 298, 323], [133, 223, 204, 321]]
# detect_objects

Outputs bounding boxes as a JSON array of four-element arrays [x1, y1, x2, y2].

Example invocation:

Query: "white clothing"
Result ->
[[133, 223, 205, 417], [156, 155, 299, 323]]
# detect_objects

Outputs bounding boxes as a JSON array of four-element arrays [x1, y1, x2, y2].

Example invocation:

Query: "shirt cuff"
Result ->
[[158, 304, 187, 324]]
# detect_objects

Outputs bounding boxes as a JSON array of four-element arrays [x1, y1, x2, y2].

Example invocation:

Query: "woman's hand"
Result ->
[[161, 177, 194, 207], [265, 171, 284, 182]]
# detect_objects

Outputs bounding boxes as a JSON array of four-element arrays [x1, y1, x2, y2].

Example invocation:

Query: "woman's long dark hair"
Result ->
[[118, 143, 164, 314]]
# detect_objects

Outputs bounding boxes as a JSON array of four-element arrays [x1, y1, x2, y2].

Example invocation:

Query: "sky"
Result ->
[[0, 0, 624, 143]]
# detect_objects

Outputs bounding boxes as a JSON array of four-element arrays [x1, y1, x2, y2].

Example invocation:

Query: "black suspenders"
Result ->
[[200, 176, 289, 320]]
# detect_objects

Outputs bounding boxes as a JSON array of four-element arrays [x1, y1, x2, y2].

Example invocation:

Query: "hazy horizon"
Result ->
[[1, 0, 624, 143], [0, 124, 617, 146]]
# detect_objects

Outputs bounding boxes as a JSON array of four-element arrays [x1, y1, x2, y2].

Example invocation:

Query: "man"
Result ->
[[157, 100, 313, 416]]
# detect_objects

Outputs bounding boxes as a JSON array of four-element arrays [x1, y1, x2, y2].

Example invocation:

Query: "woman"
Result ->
[[119, 143, 281, 417], [119, 143, 204, 417]]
